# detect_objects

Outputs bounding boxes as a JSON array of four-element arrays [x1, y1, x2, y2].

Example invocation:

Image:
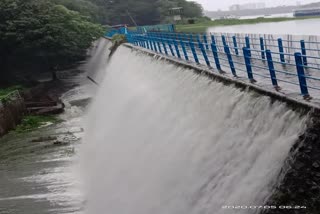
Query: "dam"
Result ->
[[81, 36, 320, 214], [1, 34, 320, 214], [3, 0, 320, 212]]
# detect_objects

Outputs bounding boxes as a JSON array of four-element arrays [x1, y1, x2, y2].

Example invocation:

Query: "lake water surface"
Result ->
[[208, 18, 320, 35]]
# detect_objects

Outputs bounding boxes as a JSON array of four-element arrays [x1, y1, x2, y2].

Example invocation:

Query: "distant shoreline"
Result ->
[[176, 16, 320, 33], [205, 2, 320, 19]]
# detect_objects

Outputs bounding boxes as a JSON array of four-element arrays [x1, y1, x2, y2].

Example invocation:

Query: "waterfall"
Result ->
[[81, 45, 306, 214]]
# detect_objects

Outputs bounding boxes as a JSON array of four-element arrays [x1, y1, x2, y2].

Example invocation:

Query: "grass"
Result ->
[[111, 34, 127, 44], [14, 115, 60, 133], [0, 85, 25, 104], [176, 16, 320, 33], [0, 85, 24, 100]]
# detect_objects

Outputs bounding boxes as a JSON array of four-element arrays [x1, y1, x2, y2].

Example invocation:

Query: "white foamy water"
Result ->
[[81, 45, 307, 214], [0, 39, 113, 214]]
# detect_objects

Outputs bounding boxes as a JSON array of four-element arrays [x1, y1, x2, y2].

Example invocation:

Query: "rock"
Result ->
[[25, 101, 57, 108], [31, 136, 57, 142], [53, 141, 66, 146], [34, 102, 65, 115], [53, 138, 71, 146]]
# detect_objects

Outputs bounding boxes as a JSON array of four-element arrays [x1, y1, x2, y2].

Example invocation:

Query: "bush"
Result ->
[[109, 34, 127, 56], [188, 19, 195, 24], [111, 34, 127, 45]]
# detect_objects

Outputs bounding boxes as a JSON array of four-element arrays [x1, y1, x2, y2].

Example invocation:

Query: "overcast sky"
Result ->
[[193, 0, 320, 11]]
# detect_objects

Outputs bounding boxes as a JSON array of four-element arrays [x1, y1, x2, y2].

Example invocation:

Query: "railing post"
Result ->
[[260, 37, 265, 60], [173, 40, 181, 59], [200, 42, 211, 67], [224, 45, 237, 77], [203, 34, 209, 50], [184, 33, 189, 47], [243, 47, 256, 82], [300, 40, 308, 66], [222, 35, 227, 46], [232, 36, 239, 56], [162, 39, 168, 55], [294, 52, 310, 98], [150, 33, 156, 51], [139, 37, 143, 47], [153, 38, 158, 52], [146, 33, 153, 51], [177, 33, 182, 41], [189, 34, 193, 43], [180, 40, 189, 61], [168, 41, 175, 56], [146, 37, 150, 49], [210, 35, 221, 70], [197, 34, 201, 48], [149, 39, 154, 51], [143, 37, 147, 48], [278, 38, 285, 63], [189, 41, 199, 64], [266, 50, 279, 89], [157, 39, 162, 54], [245, 36, 251, 57], [141, 36, 147, 48]]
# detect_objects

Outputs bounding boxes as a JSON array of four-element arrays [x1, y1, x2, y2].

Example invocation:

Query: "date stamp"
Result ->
[[222, 205, 307, 210]]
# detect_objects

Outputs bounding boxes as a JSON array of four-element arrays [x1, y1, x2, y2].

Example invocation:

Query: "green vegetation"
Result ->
[[52, 0, 105, 23], [0, 85, 23, 97], [109, 34, 127, 56], [14, 115, 60, 133], [0, 85, 24, 103], [176, 16, 320, 33], [48, 0, 203, 26], [0, 0, 104, 84], [91, 0, 203, 25], [0, 0, 204, 84], [111, 34, 127, 45]]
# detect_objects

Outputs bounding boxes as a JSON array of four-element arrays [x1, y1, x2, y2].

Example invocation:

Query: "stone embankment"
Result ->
[[0, 92, 26, 137]]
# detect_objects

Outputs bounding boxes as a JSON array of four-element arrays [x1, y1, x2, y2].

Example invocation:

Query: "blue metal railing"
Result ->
[[119, 30, 320, 99]]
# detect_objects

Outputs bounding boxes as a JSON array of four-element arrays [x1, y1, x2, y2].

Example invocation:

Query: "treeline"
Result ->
[[0, 0, 203, 84], [0, 0, 103, 83], [54, 0, 204, 25]]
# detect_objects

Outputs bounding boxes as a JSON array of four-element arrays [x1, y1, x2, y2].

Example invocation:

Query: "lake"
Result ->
[[207, 18, 320, 35]]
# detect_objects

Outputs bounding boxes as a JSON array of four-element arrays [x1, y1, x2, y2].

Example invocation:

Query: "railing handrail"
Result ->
[[115, 29, 320, 100]]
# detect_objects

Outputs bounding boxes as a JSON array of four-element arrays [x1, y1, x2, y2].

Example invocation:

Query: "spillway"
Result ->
[[81, 44, 307, 214]]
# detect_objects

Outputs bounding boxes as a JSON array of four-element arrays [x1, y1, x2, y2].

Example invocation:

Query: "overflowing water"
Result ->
[[82, 45, 307, 214], [0, 39, 112, 214]]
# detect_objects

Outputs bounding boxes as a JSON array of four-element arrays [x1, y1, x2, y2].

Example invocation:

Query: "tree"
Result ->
[[0, 0, 103, 82], [157, 0, 204, 23], [181, 1, 203, 18], [52, 0, 105, 23], [85, 0, 204, 26]]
